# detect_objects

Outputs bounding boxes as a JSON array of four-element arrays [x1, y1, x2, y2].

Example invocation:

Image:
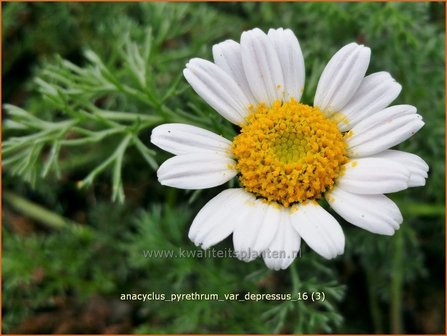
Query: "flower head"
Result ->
[[151, 28, 428, 270]]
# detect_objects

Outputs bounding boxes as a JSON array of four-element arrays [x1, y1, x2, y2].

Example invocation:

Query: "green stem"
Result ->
[[366, 269, 384, 333], [159, 105, 203, 125], [60, 127, 125, 146], [132, 135, 158, 169], [95, 110, 163, 123], [400, 202, 445, 217], [80, 134, 132, 187], [390, 229, 404, 333], [290, 262, 305, 333], [290, 262, 300, 291], [3, 191, 91, 235], [166, 188, 178, 208]]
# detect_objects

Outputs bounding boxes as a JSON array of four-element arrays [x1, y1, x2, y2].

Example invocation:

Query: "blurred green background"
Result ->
[[2, 2, 445, 334]]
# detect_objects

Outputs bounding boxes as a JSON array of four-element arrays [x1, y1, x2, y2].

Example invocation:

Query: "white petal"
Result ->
[[347, 106, 424, 157], [267, 28, 305, 102], [233, 200, 281, 262], [290, 202, 344, 259], [189, 189, 253, 249], [314, 43, 371, 116], [151, 123, 231, 156], [241, 28, 285, 106], [157, 153, 236, 189], [212, 39, 257, 103], [337, 158, 410, 194], [184, 58, 251, 125], [333, 72, 402, 131], [349, 104, 417, 134], [327, 186, 402, 235], [371, 150, 429, 187], [263, 208, 301, 271]]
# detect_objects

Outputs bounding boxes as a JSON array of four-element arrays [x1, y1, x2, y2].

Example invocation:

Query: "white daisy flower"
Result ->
[[151, 28, 428, 270]]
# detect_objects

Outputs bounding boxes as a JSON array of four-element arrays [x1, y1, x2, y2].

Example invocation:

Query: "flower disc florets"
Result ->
[[232, 99, 348, 207]]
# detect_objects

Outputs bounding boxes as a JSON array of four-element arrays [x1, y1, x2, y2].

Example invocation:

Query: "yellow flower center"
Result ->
[[231, 99, 348, 207]]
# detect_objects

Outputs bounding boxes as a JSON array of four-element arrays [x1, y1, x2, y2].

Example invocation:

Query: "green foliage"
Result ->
[[3, 3, 240, 202], [126, 204, 345, 333], [2, 2, 445, 334]]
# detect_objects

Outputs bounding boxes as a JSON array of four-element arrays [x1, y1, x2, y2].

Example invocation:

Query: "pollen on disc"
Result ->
[[231, 99, 348, 207]]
